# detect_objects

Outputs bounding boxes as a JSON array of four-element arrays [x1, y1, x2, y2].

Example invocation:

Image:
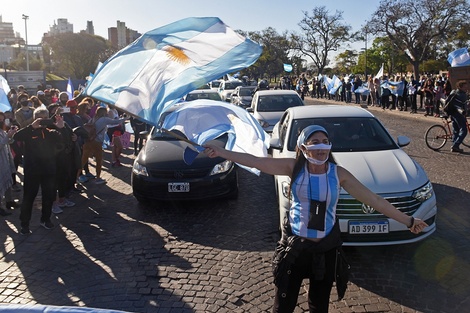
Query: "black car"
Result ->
[[131, 107, 238, 203]]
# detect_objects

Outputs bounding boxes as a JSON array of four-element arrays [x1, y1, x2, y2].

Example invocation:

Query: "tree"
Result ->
[[335, 50, 358, 74], [367, 0, 470, 79], [43, 33, 114, 79], [238, 28, 291, 81], [290, 6, 353, 74]]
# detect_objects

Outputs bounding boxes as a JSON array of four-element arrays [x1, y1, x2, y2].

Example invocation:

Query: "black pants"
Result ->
[[273, 245, 336, 313], [20, 172, 56, 227]]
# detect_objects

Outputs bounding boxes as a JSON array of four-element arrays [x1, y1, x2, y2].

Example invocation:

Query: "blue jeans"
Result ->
[[450, 112, 468, 148]]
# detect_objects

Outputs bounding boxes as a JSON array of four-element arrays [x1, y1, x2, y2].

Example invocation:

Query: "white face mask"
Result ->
[[302, 143, 331, 165]]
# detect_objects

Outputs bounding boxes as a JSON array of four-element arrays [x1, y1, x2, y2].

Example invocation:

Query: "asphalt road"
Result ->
[[0, 98, 469, 313]]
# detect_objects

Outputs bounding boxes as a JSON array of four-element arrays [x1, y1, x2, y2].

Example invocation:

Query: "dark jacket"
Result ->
[[13, 125, 65, 175]]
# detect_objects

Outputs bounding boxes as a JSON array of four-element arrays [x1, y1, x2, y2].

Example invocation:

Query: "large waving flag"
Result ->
[[0, 75, 12, 112], [83, 17, 262, 125], [162, 100, 270, 175], [447, 48, 470, 67], [283, 64, 293, 72], [381, 81, 404, 96]]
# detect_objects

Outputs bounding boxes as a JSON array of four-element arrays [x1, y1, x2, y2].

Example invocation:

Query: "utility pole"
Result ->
[[22, 14, 29, 71]]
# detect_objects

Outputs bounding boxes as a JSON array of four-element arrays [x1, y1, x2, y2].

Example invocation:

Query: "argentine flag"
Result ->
[[447, 48, 470, 67], [0, 75, 12, 112], [162, 100, 270, 175], [66, 77, 74, 99], [283, 64, 293, 72], [83, 17, 262, 125]]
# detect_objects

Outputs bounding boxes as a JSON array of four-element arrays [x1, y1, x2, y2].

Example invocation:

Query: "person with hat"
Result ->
[[203, 125, 428, 313]]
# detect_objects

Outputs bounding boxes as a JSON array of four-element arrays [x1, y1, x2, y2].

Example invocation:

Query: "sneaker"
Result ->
[[40, 220, 55, 230], [58, 199, 75, 207], [85, 173, 96, 179], [78, 175, 89, 183], [52, 203, 63, 214], [94, 178, 107, 185], [451, 146, 464, 153], [20, 226, 31, 235]]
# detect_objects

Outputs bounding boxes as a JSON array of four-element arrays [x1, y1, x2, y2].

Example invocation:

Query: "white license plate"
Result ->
[[168, 182, 190, 192], [348, 221, 389, 234]]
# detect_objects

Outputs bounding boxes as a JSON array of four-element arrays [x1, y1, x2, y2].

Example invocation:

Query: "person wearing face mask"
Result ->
[[14, 94, 34, 128], [203, 125, 428, 313]]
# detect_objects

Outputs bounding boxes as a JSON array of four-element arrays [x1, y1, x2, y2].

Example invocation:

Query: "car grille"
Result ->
[[336, 193, 421, 218], [148, 168, 211, 179]]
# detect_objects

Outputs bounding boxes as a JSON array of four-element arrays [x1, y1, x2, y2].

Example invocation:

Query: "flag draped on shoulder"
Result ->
[[161, 100, 270, 175], [0, 75, 12, 112], [83, 17, 262, 125], [447, 48, 470, 67]]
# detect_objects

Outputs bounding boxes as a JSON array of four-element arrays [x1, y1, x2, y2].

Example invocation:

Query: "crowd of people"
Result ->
[[0, 85, 146, 234], [279, 73, 468, 152]]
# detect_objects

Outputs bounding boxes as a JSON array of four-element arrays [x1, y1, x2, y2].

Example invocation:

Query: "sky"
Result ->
[[2, 0, 380, 53]]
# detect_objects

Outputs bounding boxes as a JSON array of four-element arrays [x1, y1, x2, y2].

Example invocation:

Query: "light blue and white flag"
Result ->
[[283, 64, 293, 72], [0, 75, 12, 112], [162, 99, 270, 175], [355, 84, 370, 96], [328, 75, 342, 94], [83, 17, 262, 125], [381, 81, 404, 96], [447, 48, 470, 67]]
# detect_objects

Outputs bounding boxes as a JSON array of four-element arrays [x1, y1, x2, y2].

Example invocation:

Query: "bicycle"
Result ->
[[424, 114, 470, 150]]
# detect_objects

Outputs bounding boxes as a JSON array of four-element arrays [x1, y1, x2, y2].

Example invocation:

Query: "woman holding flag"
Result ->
[[204, 125, 428, 313]]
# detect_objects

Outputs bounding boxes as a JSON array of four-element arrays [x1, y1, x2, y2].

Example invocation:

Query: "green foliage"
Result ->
[[42, 33, 113, 79]]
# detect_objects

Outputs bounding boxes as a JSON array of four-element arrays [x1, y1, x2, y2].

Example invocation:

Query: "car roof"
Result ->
[[188, 89, 219, 94], [255, 90, 300, 96], [285, 105, 375, 119]]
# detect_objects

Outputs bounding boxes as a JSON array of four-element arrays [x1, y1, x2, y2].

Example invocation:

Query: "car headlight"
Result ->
[[258, 119, 270, 128], [210, 160, 233, 175], [412, 181, 433, 202], [132, 161, 149, 176]]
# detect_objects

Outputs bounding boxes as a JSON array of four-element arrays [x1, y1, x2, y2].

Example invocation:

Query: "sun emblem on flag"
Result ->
[[164, 46, 191, 65]]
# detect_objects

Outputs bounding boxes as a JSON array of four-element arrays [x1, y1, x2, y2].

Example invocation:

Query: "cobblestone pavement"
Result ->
[[0, 98, 469, 312]]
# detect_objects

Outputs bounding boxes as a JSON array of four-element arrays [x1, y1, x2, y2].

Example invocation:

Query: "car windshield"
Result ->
[[210, 81, 221, 88], [258, 95, 303, 112], [224, 81, 243, 89], [186, 92, 221, 101], [287, 117, 398, 152], [239, 88, 254, 96]]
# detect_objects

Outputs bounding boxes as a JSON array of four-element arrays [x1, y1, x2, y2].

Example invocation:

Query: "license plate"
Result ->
[[168, 182, 190, 192], [348, 221, 389, 234]]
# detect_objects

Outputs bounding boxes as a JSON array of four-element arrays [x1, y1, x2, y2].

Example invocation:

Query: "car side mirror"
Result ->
[[246, 107, 253, 113], [397, 135, 410, 147]]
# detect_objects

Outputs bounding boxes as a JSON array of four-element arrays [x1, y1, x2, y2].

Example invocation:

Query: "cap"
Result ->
[[297, 125, 329, 149], [37, 90, 45, 96]]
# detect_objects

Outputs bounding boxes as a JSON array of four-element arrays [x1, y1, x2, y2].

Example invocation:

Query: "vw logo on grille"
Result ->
[[362, 204, 375, 214], [174, 171, 184, 179]]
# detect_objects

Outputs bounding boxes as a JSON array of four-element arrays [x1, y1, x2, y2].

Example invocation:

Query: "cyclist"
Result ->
[[445, 80, 468, 153]]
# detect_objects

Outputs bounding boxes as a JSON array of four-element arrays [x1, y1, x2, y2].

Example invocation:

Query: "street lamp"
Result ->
[[22, 14, 29, 71]]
